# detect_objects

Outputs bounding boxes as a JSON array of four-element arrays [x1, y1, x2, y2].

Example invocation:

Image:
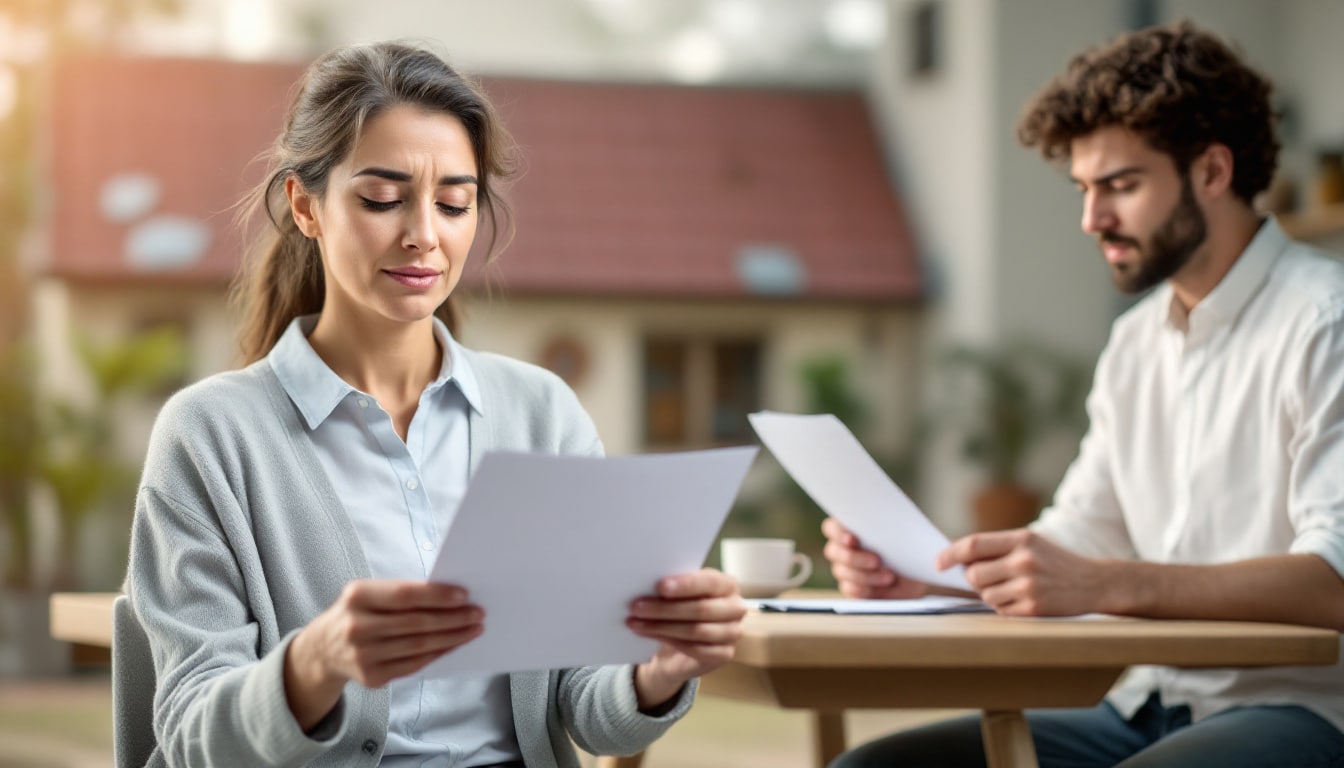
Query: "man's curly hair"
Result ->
[[1018, 20, 1279, 204]]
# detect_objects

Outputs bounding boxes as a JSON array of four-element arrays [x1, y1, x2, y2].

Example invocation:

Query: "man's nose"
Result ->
[[1080, 192, 1115, 235]]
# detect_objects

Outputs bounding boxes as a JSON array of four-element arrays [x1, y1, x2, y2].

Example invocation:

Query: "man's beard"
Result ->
[[1100, 176, 1208, 294]]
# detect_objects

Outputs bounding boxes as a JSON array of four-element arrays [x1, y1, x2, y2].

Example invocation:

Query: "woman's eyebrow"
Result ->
[[353, 166, 479, 186]]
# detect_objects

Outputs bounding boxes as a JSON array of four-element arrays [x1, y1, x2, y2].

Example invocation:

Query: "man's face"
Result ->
[[1069, 126, 1208, 294]]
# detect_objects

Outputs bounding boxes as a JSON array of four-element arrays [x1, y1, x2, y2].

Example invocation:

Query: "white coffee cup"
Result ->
[[720, 538, 813, 598]]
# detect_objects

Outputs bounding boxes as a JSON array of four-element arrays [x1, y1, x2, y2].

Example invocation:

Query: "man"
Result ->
[[824, 21, 1344, 768]]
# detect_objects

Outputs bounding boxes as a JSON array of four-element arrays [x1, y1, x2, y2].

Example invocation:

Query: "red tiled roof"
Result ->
[[48, 56, 300, 285], [47, 57, 921, 301]]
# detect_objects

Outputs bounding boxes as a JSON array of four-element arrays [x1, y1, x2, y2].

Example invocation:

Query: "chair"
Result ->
[[112, 594, 158, 768]]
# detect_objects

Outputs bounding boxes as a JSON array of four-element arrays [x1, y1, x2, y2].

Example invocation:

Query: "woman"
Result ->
[[123, 41, 746, 767]]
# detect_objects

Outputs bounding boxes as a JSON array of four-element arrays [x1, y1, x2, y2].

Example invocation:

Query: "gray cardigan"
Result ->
[[124, 348, 693, 767]]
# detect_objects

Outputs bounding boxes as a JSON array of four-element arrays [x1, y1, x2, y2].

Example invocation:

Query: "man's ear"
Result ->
[[285, 175, 322, 238], [1192, 143, 1235, 201]]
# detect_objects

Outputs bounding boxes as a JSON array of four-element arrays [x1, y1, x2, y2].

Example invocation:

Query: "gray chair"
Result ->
[[112, 594, 158, 768]]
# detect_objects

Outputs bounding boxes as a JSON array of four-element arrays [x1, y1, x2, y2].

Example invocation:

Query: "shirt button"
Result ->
[[421, 540, 434, 552], [357, 398, 369, 409], [406, 478, 419, 490], [361, 738, 379, 755]]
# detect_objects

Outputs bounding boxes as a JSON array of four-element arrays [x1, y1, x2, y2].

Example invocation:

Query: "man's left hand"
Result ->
[[627, 568, 747, 710], [937, 529, 1115, 616]]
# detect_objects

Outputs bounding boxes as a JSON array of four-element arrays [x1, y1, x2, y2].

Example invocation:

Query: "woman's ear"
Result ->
[[285, 175, 322, 238], [1192, 143, 1235, 201]]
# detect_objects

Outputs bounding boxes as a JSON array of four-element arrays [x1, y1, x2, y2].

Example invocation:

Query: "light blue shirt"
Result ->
[[269, 315, 521, 768]]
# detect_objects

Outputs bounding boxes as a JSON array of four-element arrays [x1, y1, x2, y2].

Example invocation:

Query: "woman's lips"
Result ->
[[383, 267, 441, 289]]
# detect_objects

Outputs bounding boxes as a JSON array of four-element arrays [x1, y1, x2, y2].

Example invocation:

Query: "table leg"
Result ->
[[594, 755, 644, 768], [980, 710, 1038, 768], [811, 711, 846, 768]]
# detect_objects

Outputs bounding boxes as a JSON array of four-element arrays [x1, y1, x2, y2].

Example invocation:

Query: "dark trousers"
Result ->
[[830, 693, 1344, 768]]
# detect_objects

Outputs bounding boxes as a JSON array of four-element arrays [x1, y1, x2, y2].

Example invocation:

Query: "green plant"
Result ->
[[938, 341, 1089, 486], [43, 328, 187, 590], [0, 346, 43, 590], [0, 329, 186, 591]]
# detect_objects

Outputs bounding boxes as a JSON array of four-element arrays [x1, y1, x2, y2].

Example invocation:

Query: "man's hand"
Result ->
[[937, 528, 1114, 616], [627, 568, 746, 711], [822, 517, 929, 599]]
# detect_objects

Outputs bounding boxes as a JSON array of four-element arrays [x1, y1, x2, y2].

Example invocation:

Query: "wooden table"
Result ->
[[51, 594, 1340, 768], [696, 609, 1338, 768]]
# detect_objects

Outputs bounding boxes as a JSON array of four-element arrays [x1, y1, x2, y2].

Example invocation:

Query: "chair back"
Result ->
[[112, 594, 158, 768]]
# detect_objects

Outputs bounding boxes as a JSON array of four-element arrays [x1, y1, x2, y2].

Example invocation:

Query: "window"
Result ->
[[642, 337, 763, 448], [909, 0, 941, 78]]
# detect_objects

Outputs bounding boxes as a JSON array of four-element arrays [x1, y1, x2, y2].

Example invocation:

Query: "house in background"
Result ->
[[33, 55, 925, 492], [458, 77, 922, 459]]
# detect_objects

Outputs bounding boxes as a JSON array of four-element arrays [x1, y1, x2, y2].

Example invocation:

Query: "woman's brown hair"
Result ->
[[231, 41, 517, 364], [1018, 20, 1279, 204]]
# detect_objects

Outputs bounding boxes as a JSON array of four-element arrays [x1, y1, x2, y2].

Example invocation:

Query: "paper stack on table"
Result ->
[[751, 596, 990, 614]]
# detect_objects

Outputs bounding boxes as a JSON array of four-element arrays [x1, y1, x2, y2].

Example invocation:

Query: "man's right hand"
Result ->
[[822, 518, 929, 599]]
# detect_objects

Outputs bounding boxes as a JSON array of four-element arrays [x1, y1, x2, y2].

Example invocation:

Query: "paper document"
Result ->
[[749, 412, 972, 591], [751, 596, 991, 615], [424, 446, 758, 675]]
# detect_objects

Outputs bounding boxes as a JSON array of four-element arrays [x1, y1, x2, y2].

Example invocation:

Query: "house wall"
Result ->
[[985, 1, 1135, 519], [1281, 0, 1344, 225], [991, 0, 1126, 361], [865, 0, 1001, 531], [458, 296, 924, 462]]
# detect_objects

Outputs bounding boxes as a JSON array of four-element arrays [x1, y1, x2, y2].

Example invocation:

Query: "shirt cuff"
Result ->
[[1290, 529, 1344, 581]]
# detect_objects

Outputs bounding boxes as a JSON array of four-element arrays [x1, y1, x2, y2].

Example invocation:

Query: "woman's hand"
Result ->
[[627, 568, 747, 712], [284, 580, 484, 730], [822, 517, 929, 599]]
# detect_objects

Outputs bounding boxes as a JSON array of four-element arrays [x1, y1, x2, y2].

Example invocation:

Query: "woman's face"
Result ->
[[289, 103, 480, 328]]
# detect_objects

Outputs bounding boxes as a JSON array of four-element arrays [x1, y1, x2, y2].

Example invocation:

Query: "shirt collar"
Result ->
[[1164, 217, 1284, 335], [269, 314, 483, 430], [432, 319, 484, 416]]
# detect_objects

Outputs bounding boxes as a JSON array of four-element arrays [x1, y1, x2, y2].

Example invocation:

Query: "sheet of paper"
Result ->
[[424, 446, 758, 675], [750, 596, 991, 614], [749, 411, 972, 591]]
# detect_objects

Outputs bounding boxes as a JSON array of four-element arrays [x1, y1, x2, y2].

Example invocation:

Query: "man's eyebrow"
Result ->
[[1069, 166, 1144, 186], [352, 167, 479, 186]]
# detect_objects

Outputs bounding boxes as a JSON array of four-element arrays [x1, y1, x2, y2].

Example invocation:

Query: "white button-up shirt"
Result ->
[[1032, 218, 1344, 731], [270, 315, 521, 767]]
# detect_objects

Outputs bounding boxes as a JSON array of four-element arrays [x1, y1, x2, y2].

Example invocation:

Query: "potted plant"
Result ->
[[938, 341, 1089, 531]]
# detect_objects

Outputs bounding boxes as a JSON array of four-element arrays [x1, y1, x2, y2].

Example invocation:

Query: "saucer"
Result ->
[[738, 582, 798, 599]]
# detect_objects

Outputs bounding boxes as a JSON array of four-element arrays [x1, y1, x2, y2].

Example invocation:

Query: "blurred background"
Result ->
[[1, 0, 1342, 765]]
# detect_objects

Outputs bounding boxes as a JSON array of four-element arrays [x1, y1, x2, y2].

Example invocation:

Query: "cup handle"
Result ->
[[785, 552, 813, 588]]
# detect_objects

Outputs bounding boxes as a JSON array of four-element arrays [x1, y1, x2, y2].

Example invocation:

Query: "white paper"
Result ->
[[424, 446, 758, 675], [750, 596, 990, 614], [749, 411, 972, 591]]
